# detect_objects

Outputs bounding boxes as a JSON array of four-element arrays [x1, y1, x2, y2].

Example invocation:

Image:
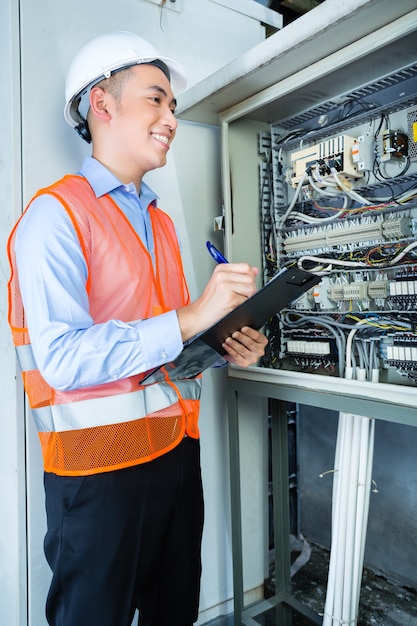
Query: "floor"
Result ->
[[204, 543, 417, 626]]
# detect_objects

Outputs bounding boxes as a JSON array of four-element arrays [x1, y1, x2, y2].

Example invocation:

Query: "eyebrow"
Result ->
[[148, 85, 177, 109]]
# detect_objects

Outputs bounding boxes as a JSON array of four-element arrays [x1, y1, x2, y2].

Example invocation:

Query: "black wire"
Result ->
[[340, 96, 380, 123], [395, 177, 417, 198]]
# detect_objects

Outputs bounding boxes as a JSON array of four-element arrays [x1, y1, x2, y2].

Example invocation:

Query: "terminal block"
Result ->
[[290, 134, 364, 187]]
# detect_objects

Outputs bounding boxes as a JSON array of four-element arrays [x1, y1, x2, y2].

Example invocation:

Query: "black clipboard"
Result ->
[[142, 266, 320, 384]]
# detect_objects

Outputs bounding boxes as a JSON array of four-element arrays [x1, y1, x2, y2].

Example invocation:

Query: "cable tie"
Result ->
[[319, 469, 338, 479], [320, 612, 358, 624]]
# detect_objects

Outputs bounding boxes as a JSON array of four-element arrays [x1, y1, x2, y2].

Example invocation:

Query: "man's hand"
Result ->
[[222, 326, 268, 368], [177, 263, 259, 342]]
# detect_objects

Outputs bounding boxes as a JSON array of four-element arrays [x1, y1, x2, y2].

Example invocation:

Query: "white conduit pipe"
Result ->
[[351, 417, 375, 618], [342, 414, 361, 623], [323, 413, 375, 625], [323, 412, 352, 625], [322, 321, 376, 625], [335, 413, 353, 622], [323, 411, 345, 624]]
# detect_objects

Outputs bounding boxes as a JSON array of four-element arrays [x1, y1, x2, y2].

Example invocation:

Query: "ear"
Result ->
[[89, 86, 113, 122]]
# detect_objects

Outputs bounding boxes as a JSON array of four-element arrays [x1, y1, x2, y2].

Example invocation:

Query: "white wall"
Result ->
[[20, 0, 269, 202], [0, 1, 271, 624], [0, 3, 27, 626]]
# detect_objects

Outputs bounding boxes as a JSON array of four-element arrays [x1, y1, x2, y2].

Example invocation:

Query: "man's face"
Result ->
[[106, 64, 178, 179]]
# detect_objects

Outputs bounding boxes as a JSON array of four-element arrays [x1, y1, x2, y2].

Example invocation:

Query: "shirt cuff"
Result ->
[[137, 309, 184, 371]]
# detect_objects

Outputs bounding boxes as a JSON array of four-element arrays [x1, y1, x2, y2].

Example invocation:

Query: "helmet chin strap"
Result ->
[[75, 121, 92, 144]]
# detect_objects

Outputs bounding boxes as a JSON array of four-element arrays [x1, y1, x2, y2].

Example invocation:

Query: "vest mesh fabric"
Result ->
[[8, 175, 201, 476]]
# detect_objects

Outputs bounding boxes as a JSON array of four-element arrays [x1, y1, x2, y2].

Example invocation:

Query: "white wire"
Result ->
[[370, 188, 417, 203], [297, 255, 367, 274], [388, 240, 417, 265], [346, 327, 358, 370], [278, 170, 308, 227], [396, 187, 417, 202], [289, 209, 346, 223], [282, 312, 346, 376], [330, 168, 374, 206], [296, 238, 417, 273], [308, 174, 341, 198]]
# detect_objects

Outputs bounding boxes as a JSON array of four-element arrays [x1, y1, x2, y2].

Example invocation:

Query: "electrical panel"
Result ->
[[258, 63, 417, 387]]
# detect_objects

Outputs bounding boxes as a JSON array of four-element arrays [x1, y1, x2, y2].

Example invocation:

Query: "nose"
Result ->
[[163, 106, 178, 131]]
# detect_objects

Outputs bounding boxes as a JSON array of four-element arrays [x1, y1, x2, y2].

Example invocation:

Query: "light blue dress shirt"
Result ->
[[14, 156, 184, 391]]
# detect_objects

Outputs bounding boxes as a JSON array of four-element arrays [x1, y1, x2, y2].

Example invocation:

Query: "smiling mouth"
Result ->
[[152, 133, 169, 145]]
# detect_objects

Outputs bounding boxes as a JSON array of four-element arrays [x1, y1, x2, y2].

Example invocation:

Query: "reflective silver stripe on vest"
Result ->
[[15, 344, 38, 372], [31, 378, 202, 433]]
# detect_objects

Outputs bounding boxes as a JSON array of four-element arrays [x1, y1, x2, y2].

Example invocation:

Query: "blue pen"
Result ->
[[206, 241, 228, 264]]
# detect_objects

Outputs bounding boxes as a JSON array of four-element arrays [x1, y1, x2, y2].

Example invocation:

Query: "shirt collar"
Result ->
[[79, 156, 158, 206]]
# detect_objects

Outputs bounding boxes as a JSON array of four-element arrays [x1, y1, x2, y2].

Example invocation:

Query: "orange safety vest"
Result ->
[[7, 175, 202, 477]]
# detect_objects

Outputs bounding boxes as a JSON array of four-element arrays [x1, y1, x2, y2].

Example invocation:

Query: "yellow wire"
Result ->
[[346, 314, 410, 331]]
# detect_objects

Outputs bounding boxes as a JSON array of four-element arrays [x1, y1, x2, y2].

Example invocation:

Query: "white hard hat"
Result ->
[[64, 31, 187, 128]]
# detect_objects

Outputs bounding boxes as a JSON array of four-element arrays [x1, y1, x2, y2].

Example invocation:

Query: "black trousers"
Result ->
[[43, 437, 204, 626]]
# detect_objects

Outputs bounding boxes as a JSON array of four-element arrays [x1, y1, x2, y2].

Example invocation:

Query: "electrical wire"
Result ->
[[330, 168, 374, 206], [278, 170, 308, 227], [297, 255, 367, 273]]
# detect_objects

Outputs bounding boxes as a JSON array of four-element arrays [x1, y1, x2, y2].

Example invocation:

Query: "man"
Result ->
[[7, 31, 267, 626]]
